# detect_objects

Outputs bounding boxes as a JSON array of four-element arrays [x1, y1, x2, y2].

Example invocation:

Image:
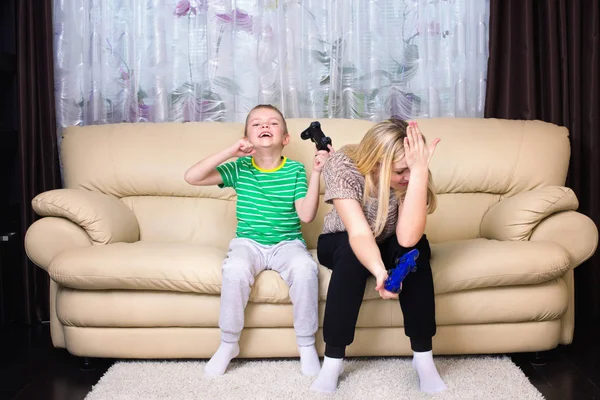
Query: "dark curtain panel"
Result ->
[[485, 1, 600, 325], [16, 0, 61, 323]]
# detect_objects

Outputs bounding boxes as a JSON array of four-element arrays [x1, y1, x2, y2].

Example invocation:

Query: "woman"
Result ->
[[310, 119, 447, 394]]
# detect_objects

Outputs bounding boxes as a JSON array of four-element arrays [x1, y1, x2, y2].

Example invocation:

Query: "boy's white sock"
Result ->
[[204, 341, 240, 376], [310, 356, 344, 393], [299, 345, 321, 376], [412, 350, 448, 393]]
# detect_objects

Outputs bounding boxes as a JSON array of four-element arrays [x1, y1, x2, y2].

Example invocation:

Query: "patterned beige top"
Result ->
[[322, 146, 399, 242]]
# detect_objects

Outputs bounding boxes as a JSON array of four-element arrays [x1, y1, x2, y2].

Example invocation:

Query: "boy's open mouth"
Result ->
[[259, 132, 273, 138]]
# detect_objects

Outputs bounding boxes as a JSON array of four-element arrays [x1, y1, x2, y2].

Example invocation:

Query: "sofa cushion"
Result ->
[[55, 278, 568, 328], [430, 238, 571, 294], [49, 242, 295, 304], [49, 238, 571, 303], [48, 242, 376, 302], [480, 186, 579, 241], [50, 242, 225, 295]]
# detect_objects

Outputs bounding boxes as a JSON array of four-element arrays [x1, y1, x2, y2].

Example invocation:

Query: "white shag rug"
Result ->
[[85, 356, 544, 400]]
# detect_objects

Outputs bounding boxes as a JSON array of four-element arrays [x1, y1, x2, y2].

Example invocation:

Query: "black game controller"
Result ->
[[300, 121, 333, 152]]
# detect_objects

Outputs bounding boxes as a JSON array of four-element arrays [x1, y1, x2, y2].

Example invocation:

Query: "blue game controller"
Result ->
[[384, 249, 420, 293]]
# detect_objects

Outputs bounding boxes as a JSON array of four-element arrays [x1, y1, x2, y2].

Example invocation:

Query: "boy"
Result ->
[[184, 104, 332, 376]]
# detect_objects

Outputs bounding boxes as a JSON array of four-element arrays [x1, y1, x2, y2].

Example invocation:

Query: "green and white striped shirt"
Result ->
[[217, 156, 308, 245]]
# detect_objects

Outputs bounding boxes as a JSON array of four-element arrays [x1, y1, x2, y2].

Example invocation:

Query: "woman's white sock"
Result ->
[[310, 356, 344, 393], [412, 350, 448, 393]]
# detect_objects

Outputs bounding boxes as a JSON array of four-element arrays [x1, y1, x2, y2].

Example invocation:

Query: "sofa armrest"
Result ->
[[530, 210, 598, 268], [32, 189, 140, 245], [25, 217, 93, 271], [480, 186, 579, 241]]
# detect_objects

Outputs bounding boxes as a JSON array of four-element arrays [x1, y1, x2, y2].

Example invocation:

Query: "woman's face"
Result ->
[[390, 159, 410, 190]]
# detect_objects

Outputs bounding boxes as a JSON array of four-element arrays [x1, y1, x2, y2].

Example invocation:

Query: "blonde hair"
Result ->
[[345, 118, 437, 237], [244, 104, 288, 136]]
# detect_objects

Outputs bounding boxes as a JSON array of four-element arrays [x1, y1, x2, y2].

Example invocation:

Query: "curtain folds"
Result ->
[[53, 0, 489, 136], [17, 0, 62, 323], [485, 0, 600, 324]]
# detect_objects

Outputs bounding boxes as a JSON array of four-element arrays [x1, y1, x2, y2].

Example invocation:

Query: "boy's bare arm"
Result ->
[[295, 171, 321, 223], [184, 139, 254, 186], [295, 147, 332, 223]]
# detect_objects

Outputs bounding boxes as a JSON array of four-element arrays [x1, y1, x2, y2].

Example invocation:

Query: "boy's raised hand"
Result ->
[[313, 145, 334, 172], [229, 138, 256, 157]]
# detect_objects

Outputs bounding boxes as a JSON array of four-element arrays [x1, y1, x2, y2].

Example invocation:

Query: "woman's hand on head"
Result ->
[[404, 121, 440, 175], [375, 269, 400, 300], [313, 144, 335, 172]]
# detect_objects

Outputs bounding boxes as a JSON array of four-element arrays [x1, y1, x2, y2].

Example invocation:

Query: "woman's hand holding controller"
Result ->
[[375, 269, 400, 300]]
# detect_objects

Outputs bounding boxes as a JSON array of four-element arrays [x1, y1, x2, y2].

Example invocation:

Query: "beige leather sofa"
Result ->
[[25, 118, 598, 359]]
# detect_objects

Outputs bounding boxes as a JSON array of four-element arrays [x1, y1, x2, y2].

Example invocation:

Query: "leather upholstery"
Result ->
[[25, 118, 598, 357]]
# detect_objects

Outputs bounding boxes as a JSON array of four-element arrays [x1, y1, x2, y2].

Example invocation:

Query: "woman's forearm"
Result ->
[[348, 233, 387, 277], [396, 169, 428, 247], [331, 198, 387, 276]]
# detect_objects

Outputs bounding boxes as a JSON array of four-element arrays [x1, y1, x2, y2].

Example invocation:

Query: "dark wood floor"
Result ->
[[1, 322, 599, 400]]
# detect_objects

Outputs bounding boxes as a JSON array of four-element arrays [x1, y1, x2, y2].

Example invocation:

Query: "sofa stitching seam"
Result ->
[[33, 194, 98, 229], [108, 130, 120, 197], [537, 188, 572, 216], [439, 260, 571, 287], [504, 121, 526, 195]]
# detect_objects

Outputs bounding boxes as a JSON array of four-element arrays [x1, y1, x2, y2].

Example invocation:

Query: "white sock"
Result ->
[[204, 341, 240, 376], [412, 350, 448, 393], [310, 356, 344, 393], [299, 345, 321, 376]]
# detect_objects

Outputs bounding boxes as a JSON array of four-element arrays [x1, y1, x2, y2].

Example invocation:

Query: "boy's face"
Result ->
[[246, 108, 289, 149]]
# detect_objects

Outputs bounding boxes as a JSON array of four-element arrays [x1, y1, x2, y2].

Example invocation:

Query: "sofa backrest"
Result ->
[[60, 118, 570, 249]]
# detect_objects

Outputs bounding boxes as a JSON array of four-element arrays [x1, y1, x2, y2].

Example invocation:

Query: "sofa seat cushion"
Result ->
[[429, 238, 571, 294], [55, 278, 568, 328], [49, 242, 293, 303], [318, 238, 571, 297], [49, 238, 571, 303]]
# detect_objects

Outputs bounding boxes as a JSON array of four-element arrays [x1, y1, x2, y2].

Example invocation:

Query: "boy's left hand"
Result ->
[[313, 145, 334, 172]]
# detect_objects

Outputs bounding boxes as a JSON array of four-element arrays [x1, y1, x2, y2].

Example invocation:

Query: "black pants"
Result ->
[[317, 232, 437, 358]]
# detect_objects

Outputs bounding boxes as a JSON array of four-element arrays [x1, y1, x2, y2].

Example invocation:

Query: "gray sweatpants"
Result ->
[[219, 238, 318, 347]]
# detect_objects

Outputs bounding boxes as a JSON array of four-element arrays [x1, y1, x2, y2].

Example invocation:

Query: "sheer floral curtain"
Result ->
[[53, 0, 489, 136]]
